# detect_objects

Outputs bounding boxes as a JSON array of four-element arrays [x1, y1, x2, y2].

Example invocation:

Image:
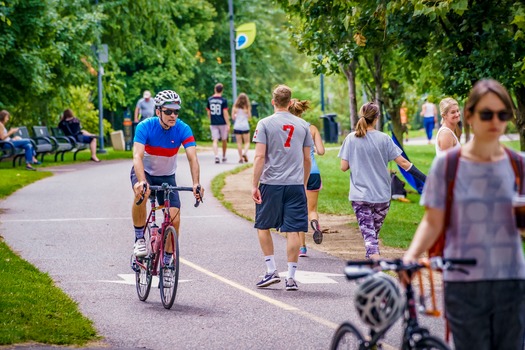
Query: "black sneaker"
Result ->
[[311, 219, 323, 244], [285, 277, 298, 291], [256, 270, 280, 288], [215, 157, 220, 164]]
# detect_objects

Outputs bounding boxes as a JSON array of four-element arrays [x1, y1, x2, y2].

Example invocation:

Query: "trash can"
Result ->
[[251, 101, 259, 118], [320, 113, 338, 143], [123, 118, 133, 151]]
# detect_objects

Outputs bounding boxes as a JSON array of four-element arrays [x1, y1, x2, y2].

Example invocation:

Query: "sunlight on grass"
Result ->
[[0, 240, 99, 345]]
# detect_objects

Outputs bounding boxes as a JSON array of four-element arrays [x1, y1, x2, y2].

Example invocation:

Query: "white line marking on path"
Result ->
[[179, 259, 396, 350], [180, 257, 339, 330], [1, 215, 224, 223], [99, 274, 190, 285], [279, 270, 344, 284]]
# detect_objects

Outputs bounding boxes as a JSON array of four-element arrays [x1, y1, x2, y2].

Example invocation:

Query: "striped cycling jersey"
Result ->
[[134, 117, 196, 176]]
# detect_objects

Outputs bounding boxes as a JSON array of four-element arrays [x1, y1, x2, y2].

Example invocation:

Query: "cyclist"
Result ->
[[130, 90, 203, 260]]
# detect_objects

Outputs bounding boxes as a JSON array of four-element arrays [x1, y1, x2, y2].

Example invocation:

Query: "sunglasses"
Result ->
[[476, 109, 513, 122], [162, 109, 179, 116]]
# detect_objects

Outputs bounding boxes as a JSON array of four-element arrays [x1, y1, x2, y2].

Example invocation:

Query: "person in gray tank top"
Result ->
[[338, 102, 426, 260], [404, 79, 525, 350], [252, 85, 313, 291]]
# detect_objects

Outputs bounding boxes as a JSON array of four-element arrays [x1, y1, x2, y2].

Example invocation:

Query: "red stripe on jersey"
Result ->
[[145, 145, 179, 157], [182, 135, 196, 145]]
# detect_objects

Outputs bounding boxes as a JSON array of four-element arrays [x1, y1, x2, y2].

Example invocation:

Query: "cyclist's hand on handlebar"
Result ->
[[398, 254, 418, 286], [134, 181, 150, 205], [193, 184, 204, 207]]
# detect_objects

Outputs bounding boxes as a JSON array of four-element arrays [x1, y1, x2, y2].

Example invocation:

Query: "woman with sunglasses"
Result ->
[[403, 79, 525, 350], [435, 97, 462, 156]]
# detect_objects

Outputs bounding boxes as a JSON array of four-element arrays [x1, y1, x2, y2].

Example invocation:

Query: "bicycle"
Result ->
[[131, 182, 202, 309], [330, 257, 476, 350]]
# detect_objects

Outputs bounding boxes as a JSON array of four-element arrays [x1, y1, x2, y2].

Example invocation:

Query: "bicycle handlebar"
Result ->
[[135, 183, 203, 207], [344, 257, 477, 280]]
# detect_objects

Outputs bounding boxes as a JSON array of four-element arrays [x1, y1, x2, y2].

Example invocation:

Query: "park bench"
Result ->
[[50, 127, 89, 160], [0, 140, 24, 166], [32, 126, 73, 162], [12, 126, 54, 166]]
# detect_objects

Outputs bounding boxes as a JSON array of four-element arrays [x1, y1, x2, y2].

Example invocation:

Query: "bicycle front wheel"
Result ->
[[414, 335, 450, 350], [159, 226, 180, 309], [330, 322, 366, 350], [135, 256, 152, 301]]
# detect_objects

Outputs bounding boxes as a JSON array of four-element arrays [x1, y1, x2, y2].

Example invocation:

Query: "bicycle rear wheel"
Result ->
[[414, 335, 450, 350], [159, 226, 179, 309], [135, 256, 152, 301], [330, 322, 366, 350]]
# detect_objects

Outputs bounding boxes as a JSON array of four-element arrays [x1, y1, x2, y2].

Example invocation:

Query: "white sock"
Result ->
[[264, 255, 276, 273], [287, 262, 298, 279]]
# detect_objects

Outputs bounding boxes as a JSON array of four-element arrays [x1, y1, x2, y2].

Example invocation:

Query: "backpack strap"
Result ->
[[504, 147, 524, 195], [428, 148, 461, 257]]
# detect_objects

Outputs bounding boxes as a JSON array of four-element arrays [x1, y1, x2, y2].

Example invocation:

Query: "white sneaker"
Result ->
[[133, 238, 147, 257]]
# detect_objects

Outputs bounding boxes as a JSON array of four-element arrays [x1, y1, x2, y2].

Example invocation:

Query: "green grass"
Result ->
[[211, 163, 253, 221], [0, 242, 99, 345], [0, 149, 131, 345]]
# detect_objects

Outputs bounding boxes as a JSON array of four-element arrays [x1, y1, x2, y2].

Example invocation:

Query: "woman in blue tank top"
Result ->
[[289, 99, 325, 257]]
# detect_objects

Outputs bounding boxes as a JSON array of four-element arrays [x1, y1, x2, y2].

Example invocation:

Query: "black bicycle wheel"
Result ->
[[414, 335, 450, 350], [135, 256, 152, 301], [330, 322, 366, 350], [159, 226, 179, 309]]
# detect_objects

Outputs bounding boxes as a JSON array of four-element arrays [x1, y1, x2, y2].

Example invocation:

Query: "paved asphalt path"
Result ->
[[0, 149, 447, 350]]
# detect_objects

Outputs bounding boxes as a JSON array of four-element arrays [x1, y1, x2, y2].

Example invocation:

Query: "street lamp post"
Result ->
[[95, 0, 106, 154], [228, 0, 237, 103]]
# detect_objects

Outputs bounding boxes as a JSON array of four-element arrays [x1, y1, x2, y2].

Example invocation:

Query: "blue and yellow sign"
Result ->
[[235, 22, 256, 50]]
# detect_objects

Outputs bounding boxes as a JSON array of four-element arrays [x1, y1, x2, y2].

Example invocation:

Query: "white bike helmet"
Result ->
[[154, 90, 181, 109], [354, 272, 403, 331]]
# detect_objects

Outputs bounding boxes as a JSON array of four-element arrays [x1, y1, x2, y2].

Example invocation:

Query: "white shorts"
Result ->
[[210, 124, 229, 141]]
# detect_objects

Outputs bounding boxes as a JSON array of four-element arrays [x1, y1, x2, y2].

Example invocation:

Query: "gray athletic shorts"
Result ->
[[210, 124, 228, 141], [254, 184, 308, 232]]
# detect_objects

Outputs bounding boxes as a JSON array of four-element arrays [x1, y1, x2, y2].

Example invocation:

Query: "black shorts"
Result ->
[[233, 129, 249, 135], [307, 174, 322, 191], [130, 167, 180, 208], [254, 184, 308, 232]]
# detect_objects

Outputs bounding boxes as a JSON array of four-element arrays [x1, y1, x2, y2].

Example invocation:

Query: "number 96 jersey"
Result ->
[[253, 111, 313, 185]]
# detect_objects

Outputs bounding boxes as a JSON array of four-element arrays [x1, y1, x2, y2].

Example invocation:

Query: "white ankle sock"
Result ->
[[264, 255, 276, 273], [287, 262, 298, 279]]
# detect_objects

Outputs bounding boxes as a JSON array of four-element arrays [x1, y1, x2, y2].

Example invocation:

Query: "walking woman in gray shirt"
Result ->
[[338, 102, 426, 259]]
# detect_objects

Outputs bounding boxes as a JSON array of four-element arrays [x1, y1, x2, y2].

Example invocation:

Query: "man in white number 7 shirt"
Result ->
[[251, 84, 313, 291]]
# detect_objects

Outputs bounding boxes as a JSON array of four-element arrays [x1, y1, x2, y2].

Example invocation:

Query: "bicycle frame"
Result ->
[[134, 185, 192, 274]]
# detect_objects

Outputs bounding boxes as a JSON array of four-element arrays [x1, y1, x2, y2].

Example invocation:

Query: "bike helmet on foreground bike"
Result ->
[[354, 272, 404, 332], [154, 90, 182, 110]]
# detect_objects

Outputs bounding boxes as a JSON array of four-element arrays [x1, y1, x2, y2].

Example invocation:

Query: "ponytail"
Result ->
[[355, 118, 368, 137], [354, 102, 380, 138]]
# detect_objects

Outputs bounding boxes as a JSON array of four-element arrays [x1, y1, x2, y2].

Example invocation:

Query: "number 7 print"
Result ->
[[283, 125, 295, 147]]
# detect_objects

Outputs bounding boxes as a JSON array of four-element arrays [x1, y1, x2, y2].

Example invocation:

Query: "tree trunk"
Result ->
[[515, 85, 525, 151], [341, 61, 358, 131], [373, 53, 383, 131], [384, 79, 403, 148]]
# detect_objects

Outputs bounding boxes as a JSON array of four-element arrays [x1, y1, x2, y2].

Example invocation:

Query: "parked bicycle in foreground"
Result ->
[[131, 183, 202, 309], [330, 257, 476, 350]]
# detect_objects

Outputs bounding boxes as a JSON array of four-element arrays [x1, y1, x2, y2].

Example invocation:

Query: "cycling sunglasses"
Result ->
[[477, 109, 513, 122], [162, 109, 179, 116]]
